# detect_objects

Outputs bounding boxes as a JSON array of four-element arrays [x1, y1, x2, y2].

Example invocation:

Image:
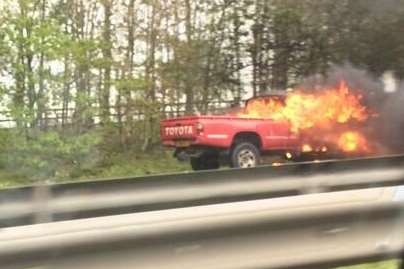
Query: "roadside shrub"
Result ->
[[1, 129, 101, 182]]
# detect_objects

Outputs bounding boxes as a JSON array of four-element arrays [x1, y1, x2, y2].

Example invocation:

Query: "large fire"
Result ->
[[337, 131, 369, 153], [237, 81, 373, 154]]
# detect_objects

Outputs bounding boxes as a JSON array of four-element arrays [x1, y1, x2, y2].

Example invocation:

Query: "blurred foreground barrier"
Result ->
[[1, 187, 404, 269], [1, 155, 404, 227]]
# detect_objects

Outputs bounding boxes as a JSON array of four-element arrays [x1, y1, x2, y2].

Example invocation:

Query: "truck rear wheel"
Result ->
[[230, 142, 260, 168], [190, 152, 220, 171]]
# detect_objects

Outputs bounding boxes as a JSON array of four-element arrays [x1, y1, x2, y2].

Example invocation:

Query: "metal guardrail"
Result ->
[[1, 187, 404, 269], [1, 155, 404, 227]]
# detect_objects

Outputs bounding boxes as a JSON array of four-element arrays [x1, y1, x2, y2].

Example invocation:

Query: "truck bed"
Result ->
[[161, 115, 271, 122], [160, 115, 296, 150]]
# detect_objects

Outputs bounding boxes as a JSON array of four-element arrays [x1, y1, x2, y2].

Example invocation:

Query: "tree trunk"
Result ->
[[37, 0, 47, 129], [142, 0, 158, 151], [121, 0, 136, 147], [233, 6, 242, 100], [184, 0, 194, 114], [62, 53, 70, 128], [100, 0, 112, 125]]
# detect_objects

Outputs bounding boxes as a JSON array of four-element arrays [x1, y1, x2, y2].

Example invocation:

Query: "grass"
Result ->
[[80, 150, 190, 180], [0, 149, 190, 188], [0, 171, 29, 189]]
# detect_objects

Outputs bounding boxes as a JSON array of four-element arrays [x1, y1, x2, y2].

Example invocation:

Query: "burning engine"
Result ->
[[236, 81, 375, 156]]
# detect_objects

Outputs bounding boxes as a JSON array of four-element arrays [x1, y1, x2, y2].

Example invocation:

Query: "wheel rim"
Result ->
[[237, 149, 257, 168]]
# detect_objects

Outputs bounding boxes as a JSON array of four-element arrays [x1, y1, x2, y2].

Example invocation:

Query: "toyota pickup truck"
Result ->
[[160, 95, 327, 170]]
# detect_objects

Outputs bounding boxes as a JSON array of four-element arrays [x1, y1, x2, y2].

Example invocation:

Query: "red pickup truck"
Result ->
[[160, 95, 324, 170]]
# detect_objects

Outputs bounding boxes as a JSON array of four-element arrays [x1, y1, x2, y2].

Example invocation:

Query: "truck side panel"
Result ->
[[161, 116, 299, 151], [197, 119, 234, 148]]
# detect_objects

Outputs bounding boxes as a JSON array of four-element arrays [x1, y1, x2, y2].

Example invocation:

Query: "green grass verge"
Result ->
[[0, 149, 190, 188], [80, 150, 190, 180]]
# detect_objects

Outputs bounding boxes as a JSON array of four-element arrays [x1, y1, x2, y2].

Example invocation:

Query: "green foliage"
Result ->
[[88, 150, 189, 179], [0, 140, 189, 188], [0, 123, 188, 187], [70, 39, 103, 67], [115, 77, 149, 94], [0, 129, 101, 182], [74, 92, 98, 116]]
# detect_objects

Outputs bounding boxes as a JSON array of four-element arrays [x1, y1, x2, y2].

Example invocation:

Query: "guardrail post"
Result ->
[[32, 185, 52, 224]]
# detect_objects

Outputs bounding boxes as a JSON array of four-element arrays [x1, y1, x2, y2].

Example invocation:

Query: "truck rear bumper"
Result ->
[[174, 148, 204, 162], [174, 147, 229, 162]]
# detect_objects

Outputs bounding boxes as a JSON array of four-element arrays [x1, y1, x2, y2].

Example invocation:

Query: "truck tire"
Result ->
[[230, 142, 260, 168], [190, 153, 220, 171]]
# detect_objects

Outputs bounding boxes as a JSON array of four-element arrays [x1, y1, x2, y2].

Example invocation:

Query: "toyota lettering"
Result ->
[[165, 126, 193, 137]]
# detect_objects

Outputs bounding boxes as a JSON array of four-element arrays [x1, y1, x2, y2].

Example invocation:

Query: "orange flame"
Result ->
[[242, 97, 284, 119], [238, 81, 372, 154], [302, 144, 313, 153], [338, 131, 370, 153]]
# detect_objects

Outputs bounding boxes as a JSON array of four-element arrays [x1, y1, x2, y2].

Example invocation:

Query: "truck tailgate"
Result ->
[[160, 117, 200, 142]]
